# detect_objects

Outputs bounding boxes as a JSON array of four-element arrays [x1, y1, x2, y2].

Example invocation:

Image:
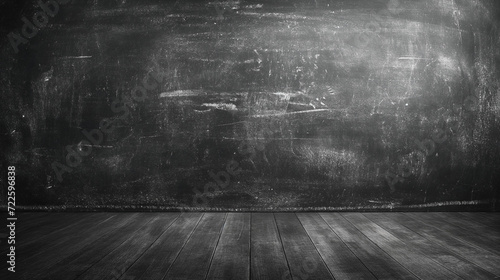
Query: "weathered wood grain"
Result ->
[[250, 213, 291, 280], [7, 212, 500, 280], [297, 212, 376, 280]]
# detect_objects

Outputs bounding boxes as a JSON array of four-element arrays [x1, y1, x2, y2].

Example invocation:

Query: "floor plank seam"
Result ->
[[456, 212, 500, 230], [403, 213, 500, 257], [119, 213, 181, 280], [432, 213, 500, 253], [73, 214, 157, 280], [318, 213, 379, 280], [35, 214, 127, 279], [363, 213, 467, 280], [273, 213, 293, 280], [18, 213, 106, 252], [339, 213, 422, 280], [204, 213, 229, 280], [396, 213, 500, 278], [370, 213, 499, 279], [31, 213, 139, 279], [295, 213, 336, 280], [160, 213, 205, 280], [248, 213, 252, 280]]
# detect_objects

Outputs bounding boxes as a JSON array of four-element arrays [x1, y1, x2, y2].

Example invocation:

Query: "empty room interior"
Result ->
[[1, 0, 500, 279]]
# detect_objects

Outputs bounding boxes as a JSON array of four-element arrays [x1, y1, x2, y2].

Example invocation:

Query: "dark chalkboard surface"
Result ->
[[1, 0, 499, 211]]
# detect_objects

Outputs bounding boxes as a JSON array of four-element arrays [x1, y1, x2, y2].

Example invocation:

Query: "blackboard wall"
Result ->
[[1, 0, 499, 210]]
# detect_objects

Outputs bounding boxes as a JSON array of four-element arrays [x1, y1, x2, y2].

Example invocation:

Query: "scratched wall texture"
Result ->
[[1, 0, 499, 210]]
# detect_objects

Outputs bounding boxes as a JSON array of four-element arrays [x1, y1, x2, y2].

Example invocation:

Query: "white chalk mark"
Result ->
[[398, 57, 431, 60], [78, 144, 113, 148], [250, 109, 329, 118], [201, 103, 237, 111], [61, 56, 93, 59], [160, 90, 205, 98], [222, 137, 335, 140], [217, 121, 248, 127]]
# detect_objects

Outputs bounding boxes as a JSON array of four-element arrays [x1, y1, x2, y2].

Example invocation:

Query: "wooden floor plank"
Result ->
[[15, 212, 51, 227], [320, 213, 418, 280], [467, 212, 500, 224], [206, 213, 251, 280], [32, 213, 155, 280], [207, 213, 251, 280], [297, 213, 376, 280], [17, 212, 113, 250], [77, 213, 179, 280], [121, 213, 203, 280], [457, 212, 500, 229], [17, 213, 119, 279], [406, 212, 500, 254], [7, 212, 500, 280], [432, 213, 500, 246], [274, 213, 334, 280], [163, 213, 227, 280], [343, 213, 461, 279], [17, 213, 82, 238], [365, 213, 497, 280], [250, 213, 290, 280], [391, 213, 500, 276]]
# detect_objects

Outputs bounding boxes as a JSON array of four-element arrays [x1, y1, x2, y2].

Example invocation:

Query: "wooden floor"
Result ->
[[8, 212, 500, 280]]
